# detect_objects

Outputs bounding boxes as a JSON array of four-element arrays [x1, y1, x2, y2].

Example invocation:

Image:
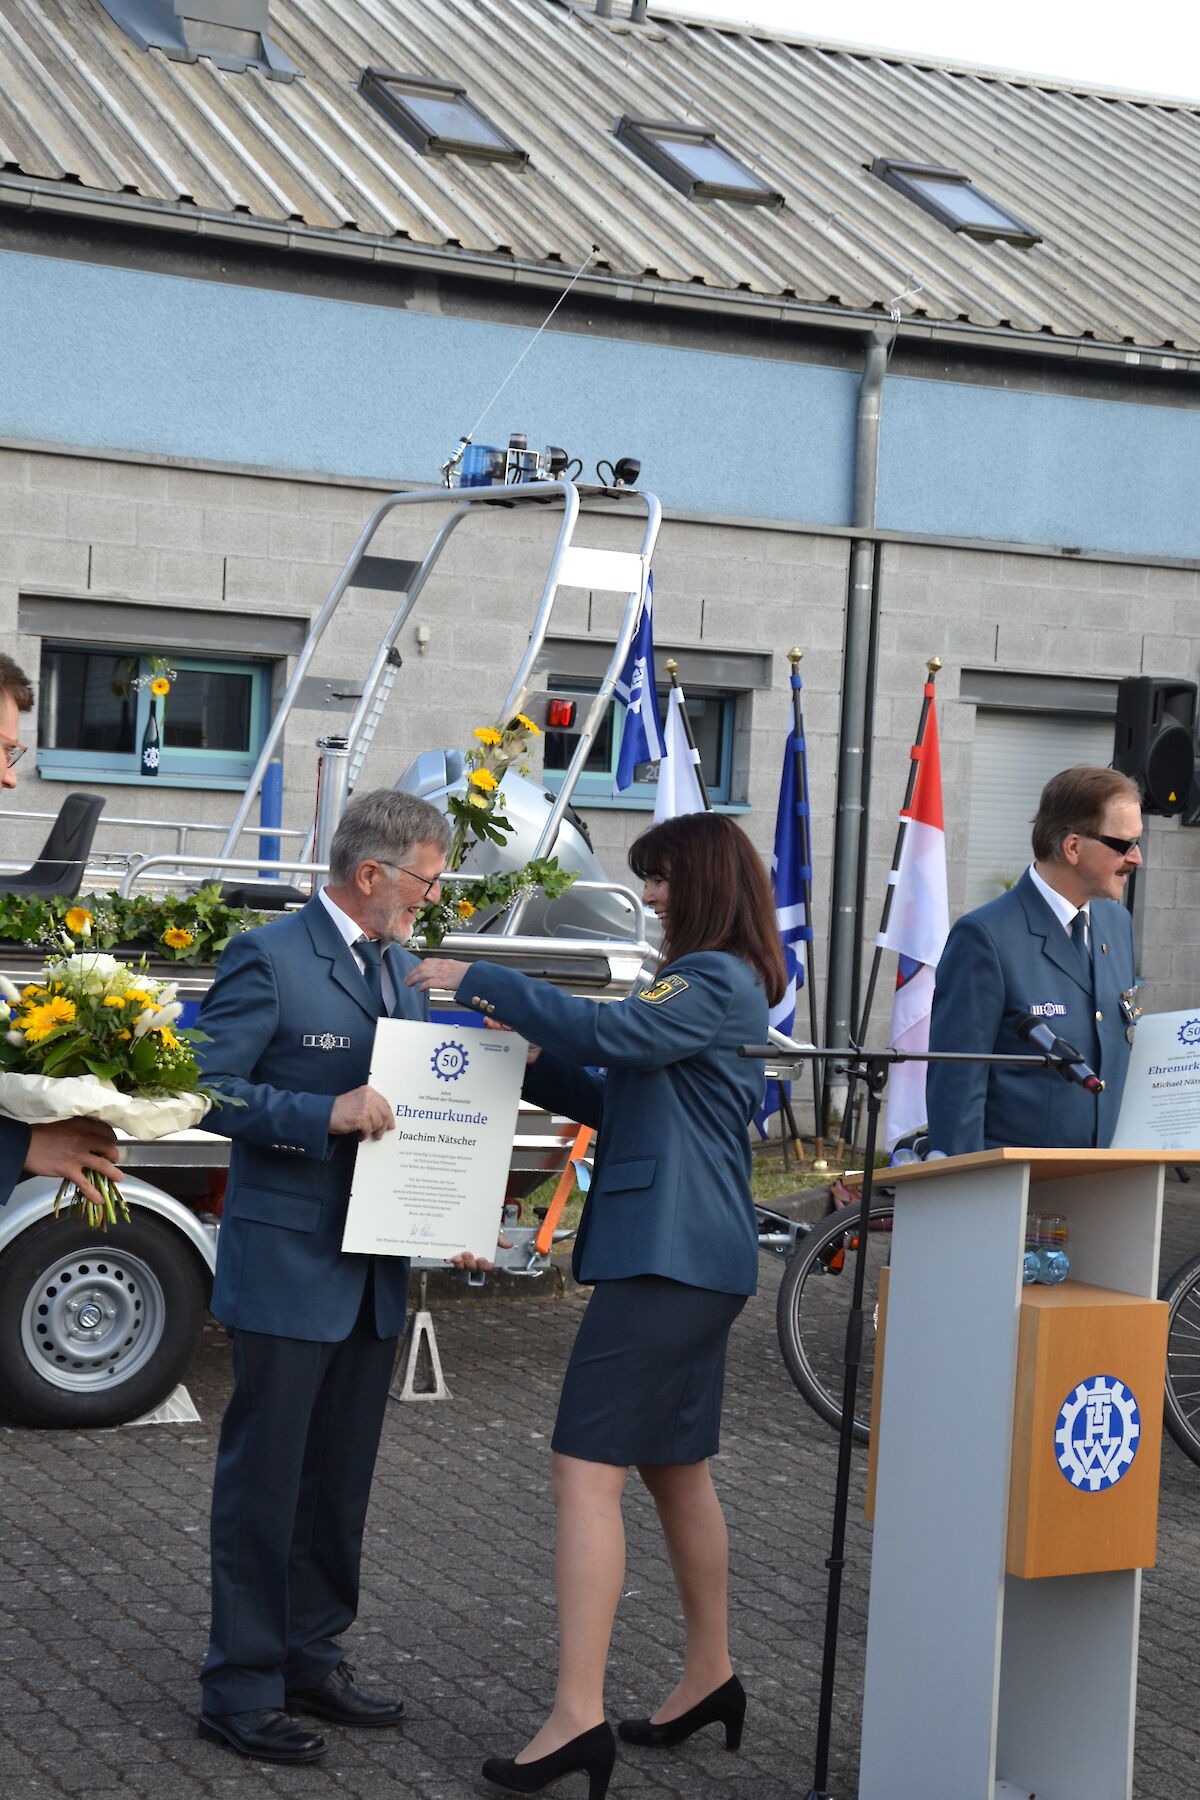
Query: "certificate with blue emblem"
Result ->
[[342, 1018, 526, 1258], [1110, 1008, 1200, 1152]]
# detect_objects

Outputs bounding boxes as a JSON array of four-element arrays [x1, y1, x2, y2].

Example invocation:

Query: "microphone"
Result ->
[[1015, 1012, 1105, 1093]]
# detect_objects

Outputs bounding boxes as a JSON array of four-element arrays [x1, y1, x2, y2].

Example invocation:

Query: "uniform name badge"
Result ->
[[343, 1017, 526, 1259]]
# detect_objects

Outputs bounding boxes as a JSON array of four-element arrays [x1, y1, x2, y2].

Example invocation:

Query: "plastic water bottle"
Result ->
[[1033, 1213, 1070, 1285], [1036, 1246, 1070, 1284]]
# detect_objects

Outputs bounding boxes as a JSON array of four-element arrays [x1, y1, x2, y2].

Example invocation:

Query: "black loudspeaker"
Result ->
[[1113, 676, 1198, 815]]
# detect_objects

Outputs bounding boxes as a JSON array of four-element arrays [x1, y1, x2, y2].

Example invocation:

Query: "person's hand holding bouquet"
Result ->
[[0, 947, 215, 1229]]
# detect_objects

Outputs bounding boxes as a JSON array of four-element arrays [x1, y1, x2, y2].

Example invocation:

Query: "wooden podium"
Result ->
[[858, 1149, 1174, 1800]]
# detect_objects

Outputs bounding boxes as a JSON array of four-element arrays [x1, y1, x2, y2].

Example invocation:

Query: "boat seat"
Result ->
[[0, 793, 106, 901]]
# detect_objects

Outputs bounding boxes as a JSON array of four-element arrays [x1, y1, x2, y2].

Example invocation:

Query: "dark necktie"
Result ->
[[1070, 910, 1089, 970], [357, 936, 386, 1015]]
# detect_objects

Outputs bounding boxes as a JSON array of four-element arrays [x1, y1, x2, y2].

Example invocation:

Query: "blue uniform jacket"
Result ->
[[456, 951, 768, 1296], [926, 871, 1135, 1156], [197, 897, 426, 1339]]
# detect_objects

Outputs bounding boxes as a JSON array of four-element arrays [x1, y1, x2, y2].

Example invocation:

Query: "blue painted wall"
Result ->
[[0, 249, 855, 525], [3, 248, 1200, 557], [879, 376, 1200, 560]]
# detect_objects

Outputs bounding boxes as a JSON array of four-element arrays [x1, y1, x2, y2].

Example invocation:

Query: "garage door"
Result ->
[[964, 709, 1115, 913]]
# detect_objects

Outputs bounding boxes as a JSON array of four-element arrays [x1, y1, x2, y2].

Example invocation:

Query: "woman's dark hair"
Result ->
[[628, 813, 787, 1006]]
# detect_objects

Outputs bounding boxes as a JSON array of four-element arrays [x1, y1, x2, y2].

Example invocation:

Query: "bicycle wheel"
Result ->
[[1160, 1251, 1200, 1468], [775, 1202, 894, 1443]]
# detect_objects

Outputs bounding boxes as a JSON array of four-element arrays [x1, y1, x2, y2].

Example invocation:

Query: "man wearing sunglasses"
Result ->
[[0, 652, 124, 1209], [927, 765, 1141, 1156]]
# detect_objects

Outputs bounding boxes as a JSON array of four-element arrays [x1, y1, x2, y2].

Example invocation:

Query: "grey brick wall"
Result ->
[[2, 444, 1197, 1078]]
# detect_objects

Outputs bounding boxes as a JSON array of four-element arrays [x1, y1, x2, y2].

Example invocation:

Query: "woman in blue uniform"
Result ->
[[409, 812, 785, 1799]]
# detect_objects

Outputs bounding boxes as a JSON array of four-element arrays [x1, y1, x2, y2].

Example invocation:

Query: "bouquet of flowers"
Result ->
[[445, 714, 544, 864], [415, 715, 578, 947], [0, 947, 214, 1229]]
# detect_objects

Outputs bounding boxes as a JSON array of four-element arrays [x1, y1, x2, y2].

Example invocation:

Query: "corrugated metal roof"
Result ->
[[2, 0, 1199, 353]]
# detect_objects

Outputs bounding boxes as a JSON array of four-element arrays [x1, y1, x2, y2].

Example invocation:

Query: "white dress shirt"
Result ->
[[318, 887, 396, 1012], [1028, 863, 1089, 952]]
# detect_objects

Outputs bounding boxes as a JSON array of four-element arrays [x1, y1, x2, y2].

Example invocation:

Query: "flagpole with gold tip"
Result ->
[[662, 660, 712, 810], [836, 655, 942, 1161], [785, 649, 827, 1168]]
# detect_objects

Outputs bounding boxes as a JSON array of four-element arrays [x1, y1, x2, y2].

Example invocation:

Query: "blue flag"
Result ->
[[755, 694, 813, 1136], [768, 730, 809, 1033], [613, 574, 667, 793]]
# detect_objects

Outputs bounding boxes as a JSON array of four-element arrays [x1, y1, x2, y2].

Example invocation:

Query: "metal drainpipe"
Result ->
[[823, 324, 896, 1123]]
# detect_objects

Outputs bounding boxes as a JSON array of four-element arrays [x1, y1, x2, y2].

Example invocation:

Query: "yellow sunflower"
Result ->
[[64, 907, 93, 935], [102, 995, 127, 1009], [156, 1026, 181, 1050], [151, 676, 171, 697], [163, 927, 194, 950], [456, 899, 476, 920], [125, 989, 152, 1008], [473, 726, 503, 746], [513, 713, 541, 736], [468, 768, 499, 792], [22, 997, 77, 1042]]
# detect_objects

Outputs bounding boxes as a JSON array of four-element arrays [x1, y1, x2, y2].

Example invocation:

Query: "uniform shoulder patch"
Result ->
[[638, 974, 690, 1005]]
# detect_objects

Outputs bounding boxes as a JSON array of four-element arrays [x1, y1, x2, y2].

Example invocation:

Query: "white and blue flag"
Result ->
[[768, 731, 810, 1035], [613, 574, 667, 794], [755, 706, 812, 1136], [653, 684, 707, 822]]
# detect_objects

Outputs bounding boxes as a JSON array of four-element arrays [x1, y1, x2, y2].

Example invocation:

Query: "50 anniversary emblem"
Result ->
[[430, 1040, 470, 1081]]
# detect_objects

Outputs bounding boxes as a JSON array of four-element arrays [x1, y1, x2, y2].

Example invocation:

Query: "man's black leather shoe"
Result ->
[[198, 1707, 327, 1763], [286, 1661, 404, 1728]]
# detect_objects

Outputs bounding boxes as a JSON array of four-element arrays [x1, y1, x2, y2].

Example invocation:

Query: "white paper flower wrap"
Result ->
[[0, 1072, 209, 1136]]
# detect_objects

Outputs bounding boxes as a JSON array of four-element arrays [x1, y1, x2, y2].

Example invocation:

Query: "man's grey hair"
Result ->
[[328, 789, 451, 885]]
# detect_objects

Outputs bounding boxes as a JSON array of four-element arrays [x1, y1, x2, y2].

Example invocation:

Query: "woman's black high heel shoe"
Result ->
[[617, 1674, 746, 1751], [481, 1721, 615, 1797]]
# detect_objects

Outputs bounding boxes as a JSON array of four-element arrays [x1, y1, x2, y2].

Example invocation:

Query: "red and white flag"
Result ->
[[878, 687, 949, 1148]]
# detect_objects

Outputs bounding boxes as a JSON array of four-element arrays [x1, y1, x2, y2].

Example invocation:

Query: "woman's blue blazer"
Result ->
[[455, 950, 768, 1296]]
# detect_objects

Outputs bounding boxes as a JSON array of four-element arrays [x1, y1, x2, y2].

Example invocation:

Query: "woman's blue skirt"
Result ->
[[551, 1275, 746, 1467]]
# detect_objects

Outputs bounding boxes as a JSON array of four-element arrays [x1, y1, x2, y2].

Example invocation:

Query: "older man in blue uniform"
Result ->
[[196, 787, 480, 1765], [926, 766, 1141, 1156], [0, 651, 123, 1209]]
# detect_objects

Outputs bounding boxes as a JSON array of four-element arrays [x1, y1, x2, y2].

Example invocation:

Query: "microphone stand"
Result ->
[[737, 1040, 1071, 1800]]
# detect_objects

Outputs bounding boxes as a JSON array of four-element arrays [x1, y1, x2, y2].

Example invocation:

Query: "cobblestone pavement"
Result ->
[[4, 1181, 1200, 1800]]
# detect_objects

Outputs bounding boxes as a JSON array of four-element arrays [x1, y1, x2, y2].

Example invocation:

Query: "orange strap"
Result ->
[[534, 1123, 593, 1257]]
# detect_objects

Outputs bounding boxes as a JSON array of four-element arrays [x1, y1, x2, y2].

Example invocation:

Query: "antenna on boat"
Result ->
[[441, 245, 598, 485]]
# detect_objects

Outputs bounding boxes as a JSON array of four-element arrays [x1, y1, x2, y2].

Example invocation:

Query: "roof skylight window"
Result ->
[[359, 70, 528, 165], [871, 159, 1040, 245], [615, 117, 783, 206]]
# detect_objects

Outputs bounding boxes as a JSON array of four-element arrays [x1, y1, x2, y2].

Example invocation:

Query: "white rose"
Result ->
[[45, 952, 121, 991], [73, 952, 119, 976]]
